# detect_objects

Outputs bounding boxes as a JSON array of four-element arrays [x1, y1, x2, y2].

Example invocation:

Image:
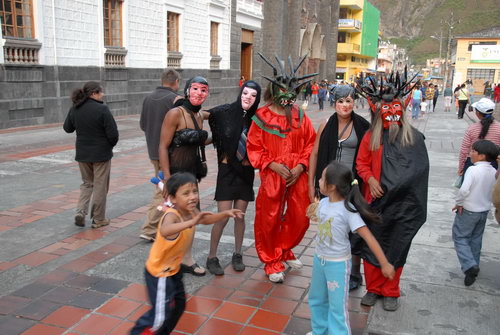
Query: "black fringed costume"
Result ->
[[208, 81, 261, 201]]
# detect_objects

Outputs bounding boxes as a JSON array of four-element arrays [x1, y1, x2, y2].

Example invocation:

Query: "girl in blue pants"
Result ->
[[308, 162, 395, 335]]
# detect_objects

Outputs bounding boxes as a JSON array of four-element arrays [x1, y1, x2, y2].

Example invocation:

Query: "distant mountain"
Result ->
[[369, 0, 500, 64]]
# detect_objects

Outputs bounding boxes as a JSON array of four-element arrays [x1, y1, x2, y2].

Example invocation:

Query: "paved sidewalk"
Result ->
[[0, 98, 499, 335]]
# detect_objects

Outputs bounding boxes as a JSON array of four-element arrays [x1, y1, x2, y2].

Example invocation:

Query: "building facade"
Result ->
[[0, 0, 264, 129], [335, 0, 379, 81], [453, 26, 500, 94]]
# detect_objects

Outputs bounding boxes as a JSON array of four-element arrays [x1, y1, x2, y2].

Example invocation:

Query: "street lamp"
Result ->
[[430, 34, 443, 75]]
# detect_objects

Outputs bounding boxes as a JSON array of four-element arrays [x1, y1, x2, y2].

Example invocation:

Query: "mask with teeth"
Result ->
[[258, 52, 318, 122], [381, 100, 404, 129]]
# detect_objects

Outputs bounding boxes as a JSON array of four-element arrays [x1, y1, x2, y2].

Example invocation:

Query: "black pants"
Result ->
[[458, 100, 468, 119], [433, 97, 438, 112], [318, 98, 324, 110], [131, 269, 186, 335]]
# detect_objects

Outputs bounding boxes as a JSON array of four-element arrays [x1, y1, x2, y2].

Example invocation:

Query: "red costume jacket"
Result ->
[[356, 131, 383, 204]]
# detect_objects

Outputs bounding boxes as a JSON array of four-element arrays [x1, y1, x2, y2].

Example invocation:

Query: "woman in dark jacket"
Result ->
[[63, 81, 119, 228], [205, 80, 261, 275], [308, 84, 370, 291]]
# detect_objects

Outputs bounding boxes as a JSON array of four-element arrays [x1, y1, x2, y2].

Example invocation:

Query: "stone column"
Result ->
[[262, 0, 286, 77], [287, 0, 302, 61], [324, 0, 339, 81]]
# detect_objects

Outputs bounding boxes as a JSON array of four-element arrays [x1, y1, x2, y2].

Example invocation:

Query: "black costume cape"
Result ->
[[361, 128, 429, 268], [315, 112, 370, 190]]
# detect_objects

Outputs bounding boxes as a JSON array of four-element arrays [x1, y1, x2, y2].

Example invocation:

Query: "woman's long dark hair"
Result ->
[[324, 161, 381, 225], [71, 81, 102, 108], [478, 114, 494, 139]]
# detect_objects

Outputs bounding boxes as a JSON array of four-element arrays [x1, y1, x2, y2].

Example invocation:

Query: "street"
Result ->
[[0, 99, 499, 335]]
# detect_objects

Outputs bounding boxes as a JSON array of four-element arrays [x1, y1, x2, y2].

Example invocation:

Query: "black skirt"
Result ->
[[214, 163, 255, 201]]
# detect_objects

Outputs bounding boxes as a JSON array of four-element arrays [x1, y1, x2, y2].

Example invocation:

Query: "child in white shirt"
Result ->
[[452, 139, 498, 286]]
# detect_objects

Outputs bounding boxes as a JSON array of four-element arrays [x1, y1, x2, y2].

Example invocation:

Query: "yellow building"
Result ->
[[336, 0, 380, 81], [453, 27, 500, 94]]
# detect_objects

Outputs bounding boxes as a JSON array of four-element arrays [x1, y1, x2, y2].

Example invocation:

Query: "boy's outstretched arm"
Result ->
[[356, 226, 395, 280], [198, 209, 244, 225], [160, 212, 211, 239]]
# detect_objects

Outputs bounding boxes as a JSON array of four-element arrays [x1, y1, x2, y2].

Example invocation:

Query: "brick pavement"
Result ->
[[0, 99, 473, 335]]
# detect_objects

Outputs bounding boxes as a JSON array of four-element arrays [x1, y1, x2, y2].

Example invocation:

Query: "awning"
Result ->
[[336, 68, 347, 73]]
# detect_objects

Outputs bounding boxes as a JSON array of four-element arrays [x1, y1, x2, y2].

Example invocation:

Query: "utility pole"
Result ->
[[444, 12, 459, 87], [430, 20, 444, 75]]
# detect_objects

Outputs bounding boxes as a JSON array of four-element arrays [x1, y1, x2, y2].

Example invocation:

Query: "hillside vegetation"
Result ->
[[369, 0, 500, 64]]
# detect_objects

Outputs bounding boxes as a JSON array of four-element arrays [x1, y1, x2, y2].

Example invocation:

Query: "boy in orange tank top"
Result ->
[[131, 172, 243, 334]]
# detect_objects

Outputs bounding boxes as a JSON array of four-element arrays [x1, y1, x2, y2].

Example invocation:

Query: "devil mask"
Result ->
[[355, 67, 417, 128], [258, 52, 318, 109]]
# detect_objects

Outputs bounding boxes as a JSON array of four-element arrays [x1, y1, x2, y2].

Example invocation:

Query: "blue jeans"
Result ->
[[452, 209, 488, 273], [309, 255, 351, 335], [412, 99, 421, 119]]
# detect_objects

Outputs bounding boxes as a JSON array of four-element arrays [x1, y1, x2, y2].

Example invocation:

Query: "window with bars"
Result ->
[[103, 0, 123, 47], [167, 11, 180, 52], [210, 21, 219, 56], [467, 68, 495, 80], [0, 0, 34, 38]]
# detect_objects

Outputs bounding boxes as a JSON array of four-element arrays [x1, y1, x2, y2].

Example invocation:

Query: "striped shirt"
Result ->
[[459, 120, 500, 171]]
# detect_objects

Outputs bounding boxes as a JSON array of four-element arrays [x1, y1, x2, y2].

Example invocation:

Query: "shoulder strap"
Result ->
[[338, 119, 353, 140]]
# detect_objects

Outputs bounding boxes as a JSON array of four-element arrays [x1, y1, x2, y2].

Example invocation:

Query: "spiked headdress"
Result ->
[[258, 52, 318, 107], [355, 66, 418, 105]]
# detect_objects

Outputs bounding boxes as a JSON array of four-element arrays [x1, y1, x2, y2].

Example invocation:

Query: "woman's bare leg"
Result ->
[[233, 200, 249, 254], [208, 200, 233, 258]]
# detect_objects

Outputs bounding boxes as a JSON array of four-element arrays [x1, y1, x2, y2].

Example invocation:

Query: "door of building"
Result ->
[[241, 29, 254, 80]]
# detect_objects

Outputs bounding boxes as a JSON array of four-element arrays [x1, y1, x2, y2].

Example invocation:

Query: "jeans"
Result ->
[[452, 209, 489, 273], [309, 255, 351, 335], [458, 100, 468, 118], [312, 94, 318, 104], [426, 99, 433, 112], [411, 99, 421, 119]]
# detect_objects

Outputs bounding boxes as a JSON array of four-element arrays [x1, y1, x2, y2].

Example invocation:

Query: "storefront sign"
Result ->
[[471, 45, 500, 63]]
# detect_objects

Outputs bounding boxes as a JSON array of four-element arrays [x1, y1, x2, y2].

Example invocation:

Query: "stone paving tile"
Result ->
[[41, 305, 90, 328], [20, 323, 66, 335], [12, 282, 56, 299], [66, 290, 112, 309], [0, 315, 36, 334], [0, 295, 32, 315], [90, 277, 130, 294], [14, 299, 61, 321]]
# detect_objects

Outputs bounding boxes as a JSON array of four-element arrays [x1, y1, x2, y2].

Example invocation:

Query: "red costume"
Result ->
[[247, 104, 316, 275]]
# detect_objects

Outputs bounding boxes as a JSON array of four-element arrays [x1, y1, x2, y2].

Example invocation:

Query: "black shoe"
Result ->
[[232, 253, 245, 272], [464, 265, 480, 286], [74, 213, 85, 227], [206, 257, 224, 276], [361, 292, 381, 306], [382, 297, 399, 311], [349, 274, 362, 291]]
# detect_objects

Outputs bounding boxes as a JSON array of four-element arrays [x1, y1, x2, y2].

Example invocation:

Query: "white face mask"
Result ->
[[241, 87, 258, 111]]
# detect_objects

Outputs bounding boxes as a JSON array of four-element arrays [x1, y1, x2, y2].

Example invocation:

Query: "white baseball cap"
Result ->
[[471, 98, 496, 114]]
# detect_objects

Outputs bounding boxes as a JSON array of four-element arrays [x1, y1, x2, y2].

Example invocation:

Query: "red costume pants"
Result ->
[[364, 261, 403, 297], [254, 171, 310, 275]]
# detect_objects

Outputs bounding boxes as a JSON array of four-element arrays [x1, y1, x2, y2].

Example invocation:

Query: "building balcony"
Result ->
[[2, 38, 41, 65], [337, 43, 360, 54], [105, 47, 127, 67], [340, 0, 363, 10], [338, 19, 362, 32]]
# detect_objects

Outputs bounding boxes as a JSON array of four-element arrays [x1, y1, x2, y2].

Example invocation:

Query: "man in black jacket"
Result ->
[[139, 69, 181, 241], [64, 82, 119, 228]]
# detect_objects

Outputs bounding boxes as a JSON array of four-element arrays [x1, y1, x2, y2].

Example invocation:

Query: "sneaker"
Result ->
[[464, 265, 480, 286], [74, 213, 85, 227], [206, 257, 224, 276], [286, 258, 303, 269], [91, 220, 110, 229], [382, 297, 399, 311], [269, 272, 285, 283], [361, 292, 381, 306], [349, 274, 362, 291], [140, 234, 155, 242], [231, 253, 245, 272]]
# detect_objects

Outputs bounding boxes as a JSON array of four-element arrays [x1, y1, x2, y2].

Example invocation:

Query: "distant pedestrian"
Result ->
[[494, 84, 500, 103], [456, 84, 469, 119], [467, 80, 476, 104], [308, 162, 394, 335], [63, 81, 119, 228], [317, 84, 327, 111], [425, 84, 435, 112], [305, 82, 313, 101], [420, 100, 428, 115], [239, 75, 245, 87], [311, 82, 319, 104], [131, 172, 243, 335], [452, 140, 498, 286], [458, 98, 500, 177], [411, 85, 422, 119], [139, 69, 181, 242], [443, 84, 453, 112], [433, 85, 439, 112]]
